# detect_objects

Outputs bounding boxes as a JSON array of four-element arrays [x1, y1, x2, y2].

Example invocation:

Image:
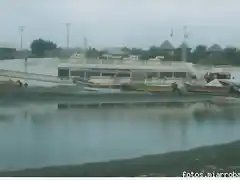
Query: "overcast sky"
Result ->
[[0, 0, 240, 49]]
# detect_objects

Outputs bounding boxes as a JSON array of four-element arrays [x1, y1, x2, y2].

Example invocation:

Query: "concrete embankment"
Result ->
[[1, 140, 240, 177], [0, 88, 216, 104], [1, 86, 240, 106]]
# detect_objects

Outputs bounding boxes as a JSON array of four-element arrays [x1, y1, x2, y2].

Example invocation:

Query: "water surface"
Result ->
[[0, 102, 240, 171], [0, 59, 240, 171]]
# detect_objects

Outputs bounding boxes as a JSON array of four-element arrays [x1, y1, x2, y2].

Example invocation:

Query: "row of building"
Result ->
[[157, 40, 223, 53], [99, 41, 224, 60]]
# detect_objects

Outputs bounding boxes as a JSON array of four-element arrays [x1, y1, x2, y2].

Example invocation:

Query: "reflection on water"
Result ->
[[0, 102, 240, 171]]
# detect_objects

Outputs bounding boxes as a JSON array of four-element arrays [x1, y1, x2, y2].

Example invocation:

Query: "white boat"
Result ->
[[83, 87, 121, 93]]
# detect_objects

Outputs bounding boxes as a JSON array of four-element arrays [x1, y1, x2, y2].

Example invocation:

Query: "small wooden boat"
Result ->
[[120, 83, 170, 92], [83, 86, 121, 93], [0, 79, 27, 88], [74, 76, 183, 94], [120, 82, 182, 93], [73, 77, 123, 89], [184, 79, 231, 95], [0, 79, 28, 95]]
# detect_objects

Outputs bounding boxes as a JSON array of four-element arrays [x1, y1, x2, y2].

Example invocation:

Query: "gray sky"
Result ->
[[1, 0, 240, 49]]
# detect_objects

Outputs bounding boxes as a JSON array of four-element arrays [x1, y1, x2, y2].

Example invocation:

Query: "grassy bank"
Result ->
[[1, 141, 240, 177]]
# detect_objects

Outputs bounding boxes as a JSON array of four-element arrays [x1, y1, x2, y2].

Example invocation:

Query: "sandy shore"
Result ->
[[0, 140, 240, 177]]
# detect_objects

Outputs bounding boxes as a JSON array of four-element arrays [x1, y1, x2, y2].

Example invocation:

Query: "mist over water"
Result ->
[[0, 102, 240, 171]]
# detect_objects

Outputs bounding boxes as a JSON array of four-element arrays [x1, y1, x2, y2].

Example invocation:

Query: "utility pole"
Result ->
[[19, 26, 25, 49], [84, 37, 88, 52], [182, 26, 188, 62], [65, 23, 71, 48], [83, 37, 88, 63], [170, 28, 173, 38]]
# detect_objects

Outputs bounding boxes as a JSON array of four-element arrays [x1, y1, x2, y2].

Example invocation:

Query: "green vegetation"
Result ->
[[85, 47, 106, 58], [30, 39, 57, 57], [28, 38, 240, 65], [85, 45, 240, 65], [194, 47, 240, 65], [0, 140, 239, 177]]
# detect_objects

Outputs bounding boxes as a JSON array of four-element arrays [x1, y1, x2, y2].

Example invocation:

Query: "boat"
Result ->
[[120, 82, 182, 94], [0, 79, 27, 89], [184, 67, 240, 95], [83, 87, 121, 93], [204, 71, 231, 83], [184, 79, 237, 95]]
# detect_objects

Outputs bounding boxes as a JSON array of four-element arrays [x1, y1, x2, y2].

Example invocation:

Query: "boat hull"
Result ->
[[83, 87, 121, 93], [120, 83, 173, 92], [184, 83, 230, 94]]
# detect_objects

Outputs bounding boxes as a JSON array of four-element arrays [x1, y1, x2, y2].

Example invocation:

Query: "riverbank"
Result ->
[[1, 140, 240, 177]]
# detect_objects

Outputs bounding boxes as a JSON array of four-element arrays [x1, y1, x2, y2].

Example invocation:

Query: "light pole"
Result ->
[[83, 37, 88, 63], [84, 37, 88, 52], [65, 23, 71, 48], [182, 26, 189, 62], [19, 26, 25, 49], [84, 36, 88, 54]]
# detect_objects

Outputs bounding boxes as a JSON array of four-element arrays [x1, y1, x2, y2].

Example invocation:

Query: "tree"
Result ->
[[30, 39, 57, 57], [222, 47, 240, 65], [189, 45, 208, 64], [86, 47, 101, 58], [198, 55, 229, 65], [140, 46, 170, 60]]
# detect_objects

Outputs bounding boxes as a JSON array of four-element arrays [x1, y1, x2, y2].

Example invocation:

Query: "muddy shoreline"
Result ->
[[1, 141, 240, 177]]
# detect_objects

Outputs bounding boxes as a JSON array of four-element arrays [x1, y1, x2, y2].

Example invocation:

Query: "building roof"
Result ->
[[208, 44, 223, 52], [159, 40, 175, 50], [178, 42, 190, 49], [59, 61, 194, 73]]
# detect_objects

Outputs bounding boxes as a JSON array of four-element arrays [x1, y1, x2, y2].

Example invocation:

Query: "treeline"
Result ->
[[30, 39, 240, 65], [85, 45, 240, 65]]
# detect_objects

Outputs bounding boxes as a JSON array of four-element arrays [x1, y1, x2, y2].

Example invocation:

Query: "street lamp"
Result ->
[[65, 23, 71, 48], [182, 26, 189, 62], [19, 26, 25, 49]]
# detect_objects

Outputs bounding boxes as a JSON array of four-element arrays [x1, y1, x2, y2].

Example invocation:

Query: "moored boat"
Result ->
[[0, 79, 27, 89], [83, 86, 121, 93], [120, 82, 182, 94], [184, 79, 233, 95]]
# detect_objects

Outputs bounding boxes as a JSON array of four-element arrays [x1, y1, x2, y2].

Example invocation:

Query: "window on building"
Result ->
[[159, 72, 173, 78], [102, 73, 116, 77], [116, 73, 130, 77], [145, 72, 159, 78], [100, 69, 118, 73], [58, 68, 69, 77], [173, 72, 186, 78], [70, 70, 85, 77], [86, 72, 101, 77]]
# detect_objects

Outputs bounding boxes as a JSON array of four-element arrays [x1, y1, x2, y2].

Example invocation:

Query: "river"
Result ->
[[0, 59, 240, 172]]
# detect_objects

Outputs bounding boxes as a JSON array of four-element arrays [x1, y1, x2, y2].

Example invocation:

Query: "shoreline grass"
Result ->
[[0, 140, 240, 177]]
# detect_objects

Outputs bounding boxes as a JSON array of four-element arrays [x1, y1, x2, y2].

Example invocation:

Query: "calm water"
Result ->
[[0, 59, 240, 171], [0, 102, 240, 171]]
